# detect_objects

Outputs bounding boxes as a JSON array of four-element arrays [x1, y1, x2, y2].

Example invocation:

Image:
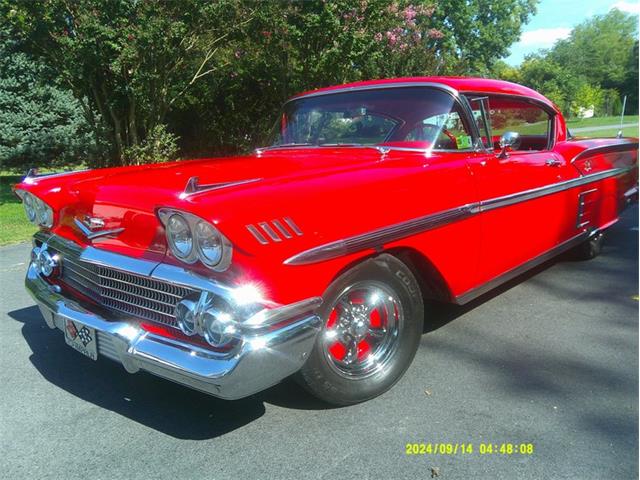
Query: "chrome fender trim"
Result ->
[[284, 167, 632, 266]]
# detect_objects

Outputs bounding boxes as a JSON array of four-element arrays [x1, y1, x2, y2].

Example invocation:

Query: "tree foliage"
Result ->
[[496, 9, 639, 117], [2, 0, 539, 168], [0, 26, 103, 171]]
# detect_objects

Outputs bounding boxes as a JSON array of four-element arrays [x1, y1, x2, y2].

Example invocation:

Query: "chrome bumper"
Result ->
[[26, 262, 322, 400]]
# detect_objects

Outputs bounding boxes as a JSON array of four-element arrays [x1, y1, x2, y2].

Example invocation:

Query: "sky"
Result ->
[[504, 0, 640, 65]]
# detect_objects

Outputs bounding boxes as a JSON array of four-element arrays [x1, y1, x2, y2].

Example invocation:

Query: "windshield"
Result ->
[[268, 87, 474, 151]]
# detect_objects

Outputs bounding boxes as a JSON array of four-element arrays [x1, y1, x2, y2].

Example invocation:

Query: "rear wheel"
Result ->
[[572, 231, 605, 260], [297, 254, 424, 406]]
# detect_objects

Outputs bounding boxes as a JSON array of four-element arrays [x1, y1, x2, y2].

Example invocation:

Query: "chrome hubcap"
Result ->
[[322, 281, 403, 378]]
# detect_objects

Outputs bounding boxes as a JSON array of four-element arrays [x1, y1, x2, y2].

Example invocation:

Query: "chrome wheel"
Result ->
[[322, 281, 403, 379]]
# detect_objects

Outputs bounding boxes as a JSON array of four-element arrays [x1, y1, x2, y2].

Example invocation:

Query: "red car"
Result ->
[[15, 77, 638, 405]]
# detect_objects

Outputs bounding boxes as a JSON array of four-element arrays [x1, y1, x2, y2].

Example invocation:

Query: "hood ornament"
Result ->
[[74, 215, 124, 240]]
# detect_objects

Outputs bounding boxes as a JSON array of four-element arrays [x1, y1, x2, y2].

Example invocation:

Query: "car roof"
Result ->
[[290, 76, 557, 112]]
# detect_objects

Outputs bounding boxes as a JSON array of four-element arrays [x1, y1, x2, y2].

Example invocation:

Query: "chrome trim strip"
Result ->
[[455, 231, 590, 305], [285, 204, 477, 265], [570, 142, 639, 164], [478, 168, 628, 213], [288, 81, 460, 102], [25, 168, 89, 181], [284, 167, 631, 266], [624, 185, 639, 198], [183, 176, 262, 196]]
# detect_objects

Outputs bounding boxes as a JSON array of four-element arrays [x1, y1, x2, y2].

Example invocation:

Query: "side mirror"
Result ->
[[497, 131, 520, 159]]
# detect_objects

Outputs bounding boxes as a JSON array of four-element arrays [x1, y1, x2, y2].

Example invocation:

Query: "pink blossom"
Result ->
[[374, 32, 383, 42], [386, 31, 398, 46], [402, 6, 417, 21], [427, 28, 444, 39]]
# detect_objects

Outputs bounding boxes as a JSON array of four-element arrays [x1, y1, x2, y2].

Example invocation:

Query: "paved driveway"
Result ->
[[1, 207, 637, 480]]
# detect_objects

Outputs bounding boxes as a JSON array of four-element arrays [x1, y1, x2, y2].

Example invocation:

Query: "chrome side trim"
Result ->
[[478, 168, 628, 213], [570, 142, 639, 164], [284, 167, 630, 266], [285, 204, 477, 265], [454, 231, 590, 305]]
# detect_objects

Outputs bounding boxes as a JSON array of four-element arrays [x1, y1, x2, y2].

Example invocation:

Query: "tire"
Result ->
[[296, 254, 424, 406], [572, 231, 605, 260]]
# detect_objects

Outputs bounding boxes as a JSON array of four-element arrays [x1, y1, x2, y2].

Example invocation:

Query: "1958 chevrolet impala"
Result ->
[[15, 77, 638, 405]]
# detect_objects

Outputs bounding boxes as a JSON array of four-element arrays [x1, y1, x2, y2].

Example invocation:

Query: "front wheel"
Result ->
[[296, 254, 424, 406]]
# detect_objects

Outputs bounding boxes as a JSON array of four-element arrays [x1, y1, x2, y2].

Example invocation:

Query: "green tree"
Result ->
[[432, 0, 538, 74], [0, 26, 102, 171], [2, 0, 254, 165], [549, 9, 638, 92]]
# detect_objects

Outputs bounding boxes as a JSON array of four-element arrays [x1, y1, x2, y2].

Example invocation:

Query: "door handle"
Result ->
[[545, 158, 562, 167]]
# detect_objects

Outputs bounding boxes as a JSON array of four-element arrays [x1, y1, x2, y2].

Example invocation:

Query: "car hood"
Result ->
[[21, 148, 385, 259]]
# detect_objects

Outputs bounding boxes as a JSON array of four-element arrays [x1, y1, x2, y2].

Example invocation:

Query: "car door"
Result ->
[[463, 95, 578, 288]]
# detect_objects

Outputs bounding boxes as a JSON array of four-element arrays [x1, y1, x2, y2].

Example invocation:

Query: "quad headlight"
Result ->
[[158, 208, 232, 271], [195, 221, 223, 267], [174, 293, 238, 348], [15, 190, 54, 228], [166, 214, 194, 261]]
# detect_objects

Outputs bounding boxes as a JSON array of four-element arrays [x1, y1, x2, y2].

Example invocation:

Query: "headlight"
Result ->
[[175, 298, 198, 335], [166, 214, 194, 261], [17, 190, 53, 228], [202, 307, 236, 348], [158, 208, 232, 271], [22, 192, 37, 223], [195, 221, 222, 266]]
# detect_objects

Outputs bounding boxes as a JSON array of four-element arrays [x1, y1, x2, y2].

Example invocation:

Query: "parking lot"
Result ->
[[1, 206, 637, 480]]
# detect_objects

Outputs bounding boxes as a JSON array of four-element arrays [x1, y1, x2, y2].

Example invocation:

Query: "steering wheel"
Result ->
[[421, 123, 457, 149]]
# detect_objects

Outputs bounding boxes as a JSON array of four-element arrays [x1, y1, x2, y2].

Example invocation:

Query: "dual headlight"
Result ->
[[158, 208, 232, 271], [15, 189, 54, 228]]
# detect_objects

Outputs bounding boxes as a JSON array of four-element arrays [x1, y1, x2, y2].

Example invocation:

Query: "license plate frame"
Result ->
[[63, 319, 98, 361]]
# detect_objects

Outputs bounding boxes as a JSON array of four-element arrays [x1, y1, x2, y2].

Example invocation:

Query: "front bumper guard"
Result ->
[[26, 264, 322, 400]]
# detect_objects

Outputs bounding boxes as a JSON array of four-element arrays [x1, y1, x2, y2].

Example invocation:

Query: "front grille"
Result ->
[[59, 252, 198, 328]]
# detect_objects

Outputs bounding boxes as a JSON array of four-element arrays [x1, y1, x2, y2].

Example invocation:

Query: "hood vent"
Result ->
[[246, 217, 303, 244]]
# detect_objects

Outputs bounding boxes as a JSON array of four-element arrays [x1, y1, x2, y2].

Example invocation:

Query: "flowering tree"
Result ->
[[3, 0, 538, 167]]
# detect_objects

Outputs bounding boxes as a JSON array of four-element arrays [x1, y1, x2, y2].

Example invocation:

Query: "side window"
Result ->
[[404, 105, 473, 150], [486, 97, 552, 151]]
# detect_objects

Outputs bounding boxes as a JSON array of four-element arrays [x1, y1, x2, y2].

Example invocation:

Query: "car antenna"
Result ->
[[616, 95, 627, 139]]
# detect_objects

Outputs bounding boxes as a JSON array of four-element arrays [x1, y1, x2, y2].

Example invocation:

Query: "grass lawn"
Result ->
[[0, 175, 37, 246], [575, 126, 639, 138], [565, 115, 639, 128]]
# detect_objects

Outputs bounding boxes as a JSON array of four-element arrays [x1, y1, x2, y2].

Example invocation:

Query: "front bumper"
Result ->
[[26, 252, 322, 400]]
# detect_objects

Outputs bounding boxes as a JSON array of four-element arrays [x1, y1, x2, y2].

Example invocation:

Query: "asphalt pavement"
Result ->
[[1, 207, 638, 480]]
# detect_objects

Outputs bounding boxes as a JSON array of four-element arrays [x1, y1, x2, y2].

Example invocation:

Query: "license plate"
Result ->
[[64, 319, 98, 361]]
